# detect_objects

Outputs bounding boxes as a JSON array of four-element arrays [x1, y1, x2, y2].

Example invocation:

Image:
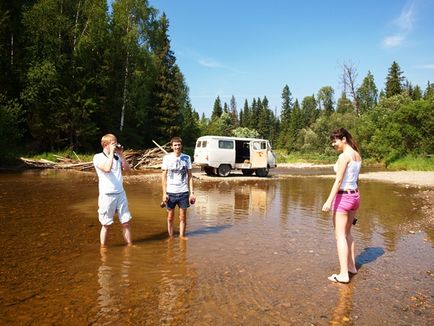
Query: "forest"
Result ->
[[1, 0, 433, 165]]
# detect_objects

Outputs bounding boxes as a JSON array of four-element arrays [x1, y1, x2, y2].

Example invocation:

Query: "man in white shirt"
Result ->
[[93, 134, 132, 247], [161, 137, 196, 239]]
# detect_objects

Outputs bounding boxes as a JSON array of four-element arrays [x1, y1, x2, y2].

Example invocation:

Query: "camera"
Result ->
[[115, 143, 123, 149], [160, 201, 166, 208]]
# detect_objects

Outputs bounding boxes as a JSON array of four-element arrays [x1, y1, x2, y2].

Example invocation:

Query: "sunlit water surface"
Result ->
[[0, 170, 432, 325]]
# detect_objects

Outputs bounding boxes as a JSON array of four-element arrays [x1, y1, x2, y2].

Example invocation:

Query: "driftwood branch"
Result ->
[[20, 143, 171, 171]]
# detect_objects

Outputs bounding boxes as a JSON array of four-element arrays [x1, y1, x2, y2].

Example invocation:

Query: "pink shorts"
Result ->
[[332, 193, 360, 213]]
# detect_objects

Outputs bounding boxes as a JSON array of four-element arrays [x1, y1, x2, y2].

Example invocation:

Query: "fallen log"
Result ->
[[20, 142, 171, 171]]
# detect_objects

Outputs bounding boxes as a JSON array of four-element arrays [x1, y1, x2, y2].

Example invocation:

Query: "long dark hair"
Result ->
[[330, 128, 360, 152]]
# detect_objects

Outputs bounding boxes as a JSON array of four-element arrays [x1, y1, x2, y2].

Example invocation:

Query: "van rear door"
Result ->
[[250, 140, 267, 168], [194, 139, 208, 165]]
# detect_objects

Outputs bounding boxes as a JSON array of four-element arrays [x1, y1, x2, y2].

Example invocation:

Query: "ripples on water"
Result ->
[[0, 171, 432, 325]]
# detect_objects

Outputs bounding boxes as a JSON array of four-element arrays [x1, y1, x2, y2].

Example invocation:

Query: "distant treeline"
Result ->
[[1, 1, 433, 164]]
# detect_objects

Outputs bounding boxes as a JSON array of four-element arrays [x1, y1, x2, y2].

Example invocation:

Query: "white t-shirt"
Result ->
[[162, 153, 192, 193], [93, 152, 124, 194]]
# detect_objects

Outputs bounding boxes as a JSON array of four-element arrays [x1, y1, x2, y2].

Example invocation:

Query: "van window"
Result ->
[[196, 141, 201, 148], [252, 141, 266, 150], [218, 140, 234, 149], [202, 140, 207, 147]]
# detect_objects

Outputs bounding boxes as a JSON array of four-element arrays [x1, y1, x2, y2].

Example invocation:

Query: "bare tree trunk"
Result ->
[[120, 14, 131, 132], [10, 34, 13, 65], [120, 53, 129, 132], [341, 62, 361, 116]]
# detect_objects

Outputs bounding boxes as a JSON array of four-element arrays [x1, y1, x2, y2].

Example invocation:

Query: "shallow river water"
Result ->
[[0, 169, 433, 325]]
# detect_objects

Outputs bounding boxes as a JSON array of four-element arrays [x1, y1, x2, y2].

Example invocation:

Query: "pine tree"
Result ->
[[424, 81, 434, 100], [318, 86, 334, 115], [278, 85, 293, 148], [336, 92, 354, 114], [301, 94, 318, 127], [211, 96, 222, 120], [150, 13, 183, 143], [356, 71, 378, 114], [385, 61, 405, 97], [229, 95, 239, 127], [240, 99, 250, 127]]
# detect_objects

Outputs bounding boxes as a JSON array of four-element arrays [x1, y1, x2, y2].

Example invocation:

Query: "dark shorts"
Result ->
[[166, 192, 190, 209]]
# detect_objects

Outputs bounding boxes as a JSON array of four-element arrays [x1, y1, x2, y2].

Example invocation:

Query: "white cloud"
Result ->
[[198, 58, 223, 68], [396, 1, 415, 30], [415, 64, 434, 69], [382, 0, 416, 48], [382, 35, 405, 48]]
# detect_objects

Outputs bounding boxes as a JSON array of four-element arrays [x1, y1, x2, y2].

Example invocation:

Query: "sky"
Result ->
[[147, 0, 434, 117]]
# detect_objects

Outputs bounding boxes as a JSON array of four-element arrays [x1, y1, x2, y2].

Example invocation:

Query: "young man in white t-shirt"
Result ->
[[93, 133, 132, 247], [161, 137, 196, 239]]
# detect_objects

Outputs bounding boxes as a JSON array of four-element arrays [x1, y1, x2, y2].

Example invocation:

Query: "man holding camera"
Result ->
[[161, 136, 196, 239], [93, 133, 132, 247]]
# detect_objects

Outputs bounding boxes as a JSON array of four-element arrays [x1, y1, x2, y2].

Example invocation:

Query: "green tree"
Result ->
[[211, 96, 222, 120], [318, 86, 334, 115], [287, 99, 303, 151], [411, 85, 422, 100], [424, 81, 434, 100], [336, 92, 354, 114], [232, 127, 259, 138], [257, 96, 273, 140], [301, 94, 318, 127], [1, 94, 24, 156], [356, 71, 378, 114], [385, 61, 405, 98], [149, 13, 184, 143], [278, 85, 293, 148], [229, 95, 238, 127]]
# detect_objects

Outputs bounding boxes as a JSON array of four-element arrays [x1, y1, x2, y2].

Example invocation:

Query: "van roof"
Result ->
[[196, 135, 269, 142]]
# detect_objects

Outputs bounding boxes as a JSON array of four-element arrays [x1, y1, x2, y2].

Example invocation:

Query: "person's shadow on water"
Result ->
[[355, 246, 385, 270], [186, 224, 231, 237]]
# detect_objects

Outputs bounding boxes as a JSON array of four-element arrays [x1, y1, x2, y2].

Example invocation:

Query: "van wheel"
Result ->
[[242, 169, 254, 176], [217, 164, 231, 177], [204, 166, 215, 176], [255, 168, 269, 177]]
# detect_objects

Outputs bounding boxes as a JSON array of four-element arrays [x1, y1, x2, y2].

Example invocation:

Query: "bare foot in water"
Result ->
[[179, 235, 188, 240], [348, 266, 358, 275]]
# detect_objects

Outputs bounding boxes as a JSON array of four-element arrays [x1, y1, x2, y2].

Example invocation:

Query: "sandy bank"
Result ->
[[359, 171, 434, 188]]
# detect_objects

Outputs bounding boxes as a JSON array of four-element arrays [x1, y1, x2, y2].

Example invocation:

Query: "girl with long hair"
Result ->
[[322, 128, 362, 283]]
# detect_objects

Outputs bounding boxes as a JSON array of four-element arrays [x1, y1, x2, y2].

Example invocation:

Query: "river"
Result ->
[[0, 169, 432, 325]]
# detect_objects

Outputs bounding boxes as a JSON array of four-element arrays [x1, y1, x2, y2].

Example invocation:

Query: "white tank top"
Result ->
[[333, 155, 362, 190]]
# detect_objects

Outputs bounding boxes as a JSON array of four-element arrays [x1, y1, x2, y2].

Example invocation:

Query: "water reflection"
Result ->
[[158, 239, 189, 325], [95, 246, 132, 324], [195, 181, 276, 225], [330, 284, 354, 325], [0, 171, 432, 325]]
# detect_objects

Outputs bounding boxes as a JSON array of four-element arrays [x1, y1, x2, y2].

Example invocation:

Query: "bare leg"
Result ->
[[122, 222, 132, 245], [167, 209, 175, 237], [100, 225, 111, 247], [179, 208, 188, 239], [331, 211, 350, 282], [347, 211, 357, 274]]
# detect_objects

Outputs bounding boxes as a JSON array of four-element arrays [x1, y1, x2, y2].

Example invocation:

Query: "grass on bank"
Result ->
[[274, 150, 434, 171], [29, 150, 94, 163], [386, 155, 434, 171], [274, 150, 336, 165], [5, 148, 433, 172]]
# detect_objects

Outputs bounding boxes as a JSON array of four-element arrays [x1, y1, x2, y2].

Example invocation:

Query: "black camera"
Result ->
[[115, 143, 123, 149], [160, 201, 166, 208]]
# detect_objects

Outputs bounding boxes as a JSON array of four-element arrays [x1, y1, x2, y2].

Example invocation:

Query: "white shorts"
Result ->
[[98, 191, 132, 226]]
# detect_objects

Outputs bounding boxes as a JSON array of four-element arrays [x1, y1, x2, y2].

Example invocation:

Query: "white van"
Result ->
[[194, 135, 277, 177]]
